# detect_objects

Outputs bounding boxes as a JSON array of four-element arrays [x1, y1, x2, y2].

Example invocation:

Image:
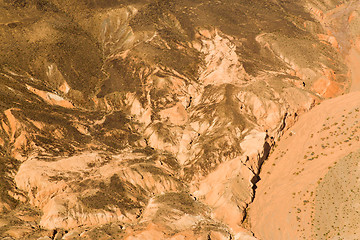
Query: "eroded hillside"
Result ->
[[0, 0, 359, 239]]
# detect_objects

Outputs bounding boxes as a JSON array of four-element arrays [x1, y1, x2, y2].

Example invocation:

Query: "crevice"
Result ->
[[240, 137, 274, 239], [186, 96, 193, 109], [240, 108, 308, 238], [278, 112, 288, 134]]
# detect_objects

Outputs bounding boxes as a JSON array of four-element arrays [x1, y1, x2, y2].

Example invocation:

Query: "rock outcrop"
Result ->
[[0, 0, 358, 239]]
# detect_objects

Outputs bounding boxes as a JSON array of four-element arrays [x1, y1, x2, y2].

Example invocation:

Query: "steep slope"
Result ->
[[0, 0, 358, 239], [249, 92, 360, 239]]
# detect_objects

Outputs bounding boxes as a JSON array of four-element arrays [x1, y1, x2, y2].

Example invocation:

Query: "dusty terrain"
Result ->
[[249, 92, 360, 239], [0, 0, 359, 239]]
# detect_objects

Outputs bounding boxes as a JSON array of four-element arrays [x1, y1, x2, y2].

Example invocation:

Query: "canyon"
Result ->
[[0, 0, 359, 239]]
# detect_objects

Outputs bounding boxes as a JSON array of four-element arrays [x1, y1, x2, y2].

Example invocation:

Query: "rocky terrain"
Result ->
[[0, 0, 359, 239]]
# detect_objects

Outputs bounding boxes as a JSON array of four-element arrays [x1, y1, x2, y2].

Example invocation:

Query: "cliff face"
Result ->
[[0, 0, 358, 239]]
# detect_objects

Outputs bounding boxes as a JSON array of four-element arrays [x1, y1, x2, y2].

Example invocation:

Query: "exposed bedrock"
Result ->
[[0, 0, 359, 239]]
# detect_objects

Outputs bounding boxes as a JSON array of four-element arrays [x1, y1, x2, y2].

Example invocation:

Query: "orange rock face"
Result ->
[[311, 69, 342, 98]]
